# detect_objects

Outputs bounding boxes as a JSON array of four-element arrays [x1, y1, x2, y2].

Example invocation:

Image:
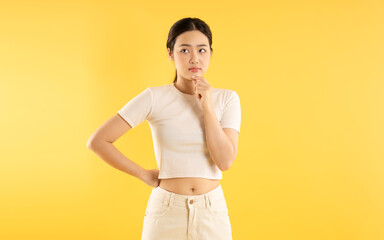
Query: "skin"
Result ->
[[87, 30, 239, 196]]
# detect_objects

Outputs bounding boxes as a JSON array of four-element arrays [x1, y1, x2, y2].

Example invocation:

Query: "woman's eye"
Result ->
[[180, 49, 206, 53]]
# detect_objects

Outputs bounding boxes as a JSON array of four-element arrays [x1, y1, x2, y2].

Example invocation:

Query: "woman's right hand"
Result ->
[[141, 168, 160, 188]]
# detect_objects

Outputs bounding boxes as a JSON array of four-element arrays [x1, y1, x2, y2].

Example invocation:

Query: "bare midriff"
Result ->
[[158, 177, 220, 195]]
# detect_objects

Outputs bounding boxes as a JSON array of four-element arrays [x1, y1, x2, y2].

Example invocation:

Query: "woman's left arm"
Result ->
[[193, 76, 239, 171], [203, 108, 239, 171]]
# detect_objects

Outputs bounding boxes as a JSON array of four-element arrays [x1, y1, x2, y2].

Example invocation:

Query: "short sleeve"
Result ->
[[220, 90, 241, 134], [117, 88, 153, 128]]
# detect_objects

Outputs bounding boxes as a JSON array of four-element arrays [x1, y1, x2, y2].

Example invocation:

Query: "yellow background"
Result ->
[[1, 0, 383, 239]]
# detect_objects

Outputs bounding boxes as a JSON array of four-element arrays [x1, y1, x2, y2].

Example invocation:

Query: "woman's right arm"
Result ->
[[86, 114, 160, 187]]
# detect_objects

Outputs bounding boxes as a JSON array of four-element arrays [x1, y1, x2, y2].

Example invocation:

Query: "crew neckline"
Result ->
[[171, 83, 197, 98]]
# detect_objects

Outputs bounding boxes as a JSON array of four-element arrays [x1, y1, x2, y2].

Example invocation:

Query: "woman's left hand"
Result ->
[[192, 75, 213, 109]]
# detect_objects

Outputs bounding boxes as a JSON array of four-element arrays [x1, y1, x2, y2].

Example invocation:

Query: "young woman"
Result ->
[[87, 17, 241, 240]]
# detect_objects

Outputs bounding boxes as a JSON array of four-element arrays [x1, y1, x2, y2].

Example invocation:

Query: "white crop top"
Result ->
[[117, 83, 241, 179]]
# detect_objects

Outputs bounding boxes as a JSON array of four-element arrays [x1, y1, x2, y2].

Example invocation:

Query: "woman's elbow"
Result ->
[[87, 137, 104, 151], [219, 157, 235, 171]]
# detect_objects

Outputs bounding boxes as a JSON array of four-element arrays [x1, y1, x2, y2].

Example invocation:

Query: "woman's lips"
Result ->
[[189, 68, 200, 72]]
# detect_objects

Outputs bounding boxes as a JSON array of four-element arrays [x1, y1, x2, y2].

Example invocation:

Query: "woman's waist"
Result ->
[[158, 177, 220, 195]]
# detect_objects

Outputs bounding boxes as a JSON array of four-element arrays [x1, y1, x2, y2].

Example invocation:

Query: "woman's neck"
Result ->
[[174, 77, 196, 95]]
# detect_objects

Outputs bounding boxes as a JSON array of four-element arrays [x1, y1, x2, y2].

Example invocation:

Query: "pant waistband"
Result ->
[[151, 184, 224, 209]]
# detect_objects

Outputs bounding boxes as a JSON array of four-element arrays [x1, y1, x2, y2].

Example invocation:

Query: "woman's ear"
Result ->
[[167, 48, 174, 61]]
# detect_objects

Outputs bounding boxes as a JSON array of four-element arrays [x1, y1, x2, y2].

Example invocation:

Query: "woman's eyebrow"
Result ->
[[178, 44, 208, 47]]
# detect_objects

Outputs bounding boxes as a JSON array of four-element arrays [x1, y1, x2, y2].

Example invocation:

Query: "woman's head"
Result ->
[[166, 17, 213, 83]]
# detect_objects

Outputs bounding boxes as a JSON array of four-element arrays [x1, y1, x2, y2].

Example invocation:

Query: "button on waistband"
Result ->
[[189, 199, 194, 204]]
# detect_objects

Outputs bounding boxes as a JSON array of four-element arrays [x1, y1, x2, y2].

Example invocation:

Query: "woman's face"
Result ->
[[168, 30, 212, 81]]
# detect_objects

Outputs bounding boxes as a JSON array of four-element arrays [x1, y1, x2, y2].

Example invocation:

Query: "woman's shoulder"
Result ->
[[142, 84, 173, 96], [212, 86, 239, 98], [146, 83, 172, 91]]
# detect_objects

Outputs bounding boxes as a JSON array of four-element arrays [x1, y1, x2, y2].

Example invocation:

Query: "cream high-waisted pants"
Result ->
[[141, 184, 232, 240]]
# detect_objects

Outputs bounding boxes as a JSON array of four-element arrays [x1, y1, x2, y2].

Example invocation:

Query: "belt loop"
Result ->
[[204, 194, 209, 208], [162, 191, 170, 206], [207, 193, 212, 207], [162, 192, 167, 205], [168, 192, 174, 206]]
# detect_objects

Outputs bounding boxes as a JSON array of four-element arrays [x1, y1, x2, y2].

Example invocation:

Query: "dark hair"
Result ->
[[166, 17, 213, 83]]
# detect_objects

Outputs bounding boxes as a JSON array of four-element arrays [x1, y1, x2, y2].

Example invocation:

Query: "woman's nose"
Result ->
[[190, 53, 199, 63]]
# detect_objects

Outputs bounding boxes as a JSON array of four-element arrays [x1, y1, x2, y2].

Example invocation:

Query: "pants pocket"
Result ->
[[144, 194, 171, 218], [208, 197, 229, 217]]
